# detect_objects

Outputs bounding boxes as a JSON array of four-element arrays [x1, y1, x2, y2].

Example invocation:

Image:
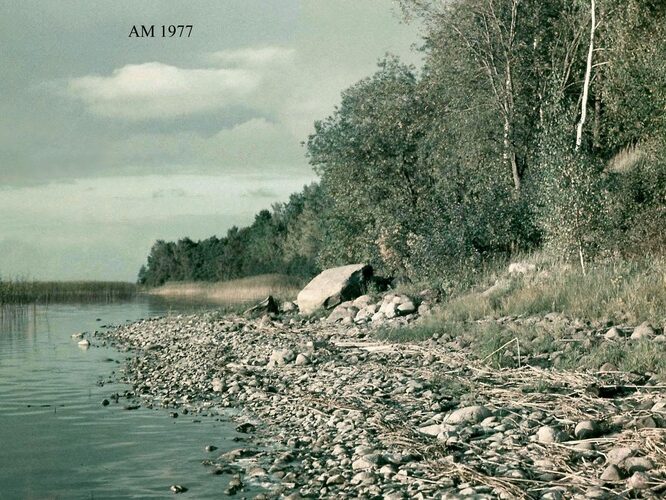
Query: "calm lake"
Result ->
[[0, 300, 252, 499]]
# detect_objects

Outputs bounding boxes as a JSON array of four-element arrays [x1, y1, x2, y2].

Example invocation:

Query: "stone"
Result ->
[[326, 474, 345, 485], [351, 471, 376, 485], [599, 362, 618, 372], [631, 321, 655, 340], [574, 420, 601, 439], [170, 485, 188, 493], [212, 377, 225, 392], [536, 426, 568, 444], [371, 312, 386, 323], [268, 349, 296, 367], [295, 353, 310, 366], [600, 464, 622, 482], [244, 296, 279, 317], [604, 327, 623, 340], [78, 339, 90, 348], [623, 457, 653, 473], [296, 264, 373, 315], [607, 447, 635, 465], [627, 471, 649, 490], [351, 457, 375, 470], [445, 405, 492, 425], [352, 295, 373, 308], [247, 467, 267, 477], [225, 474, 243, 495], [380, 301, 398, 319], [354, 308, 373, 324], [396, 300, 417, 315], [418, 424, 442, 437], [327, 304, 359, 323]]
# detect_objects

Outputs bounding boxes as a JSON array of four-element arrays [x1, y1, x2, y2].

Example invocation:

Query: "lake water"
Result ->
[[0, 300, 252, 499]]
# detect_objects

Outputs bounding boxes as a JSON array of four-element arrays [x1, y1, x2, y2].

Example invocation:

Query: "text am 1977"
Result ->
[[129, 25, 193, 38]]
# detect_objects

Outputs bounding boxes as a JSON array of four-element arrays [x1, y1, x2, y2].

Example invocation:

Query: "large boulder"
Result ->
[[297, 264, 373, 315]]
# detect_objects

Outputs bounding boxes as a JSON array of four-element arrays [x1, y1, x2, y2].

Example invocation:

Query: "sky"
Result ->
[[0, 0, 422, 281]]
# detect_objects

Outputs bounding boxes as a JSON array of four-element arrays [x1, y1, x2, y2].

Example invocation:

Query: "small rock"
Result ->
[[170, 485, 187, 494], [101, 399, 110, 406], [212, 377, 225, 392], [326, 474, 345, 485], [536, 426, 568, 444], [627, 471, 649, 490], [78, 339, 90, 348], [396, 300, 417, 315], [600, 464, 622, 482], [445, 405, 492, 425], [418, 424, 442, 437], [225, 474, 243, 495], [236, 422, 256, 433], [351, 457, 374, 470], [599, 362, 618, 372], [607, 447, 634, 464], [247, 467, 267, 478], [623, 457, 653, 473], [604, 327, 623, 340], [205, 445, 217, 452], [631, 321, 655, 340], [295, 353, 310, 366], [574, 420, 601, 439]]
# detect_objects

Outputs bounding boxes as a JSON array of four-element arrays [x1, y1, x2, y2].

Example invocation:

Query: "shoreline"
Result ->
[[98, 310, 666, 499]]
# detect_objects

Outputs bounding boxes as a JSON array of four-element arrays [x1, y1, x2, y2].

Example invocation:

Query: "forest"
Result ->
[[138, 0, 666, 288]]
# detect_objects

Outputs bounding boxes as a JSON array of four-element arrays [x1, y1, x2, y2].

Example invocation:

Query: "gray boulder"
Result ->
[[296, 264, 373, 315]]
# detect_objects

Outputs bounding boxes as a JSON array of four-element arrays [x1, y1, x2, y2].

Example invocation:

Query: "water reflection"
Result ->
[[0, 299, 252, 499]]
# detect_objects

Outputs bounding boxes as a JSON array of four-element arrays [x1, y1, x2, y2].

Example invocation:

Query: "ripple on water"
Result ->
[[0, 302, 244, 499]]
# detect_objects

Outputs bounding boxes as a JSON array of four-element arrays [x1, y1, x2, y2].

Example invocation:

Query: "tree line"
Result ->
[[138, 0, 666, 287]]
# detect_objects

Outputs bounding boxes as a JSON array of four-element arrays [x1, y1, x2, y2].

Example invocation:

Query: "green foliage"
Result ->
[[138, 184, 324, 286], [138, 0, 666, 290], [533, 99, 606, 269]]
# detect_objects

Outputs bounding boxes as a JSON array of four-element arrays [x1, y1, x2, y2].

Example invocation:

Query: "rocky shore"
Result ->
[[96, 301, 666, 499]]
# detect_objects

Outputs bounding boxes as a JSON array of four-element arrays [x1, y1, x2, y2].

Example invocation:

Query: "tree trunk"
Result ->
[[576, 0, 596, 151]]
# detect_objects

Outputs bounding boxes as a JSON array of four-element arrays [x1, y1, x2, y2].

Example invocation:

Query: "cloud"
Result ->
[[209, 46, 295, 67], [68, 62, 260, 119]]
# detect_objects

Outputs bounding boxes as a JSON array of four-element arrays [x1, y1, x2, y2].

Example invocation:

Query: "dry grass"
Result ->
[[146, 274, 304, 305], [435, 255, 666, 325]]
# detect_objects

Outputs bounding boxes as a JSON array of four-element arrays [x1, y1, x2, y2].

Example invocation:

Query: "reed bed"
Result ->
[[145, 274, 303, 305], [0, 280, 137, 304]]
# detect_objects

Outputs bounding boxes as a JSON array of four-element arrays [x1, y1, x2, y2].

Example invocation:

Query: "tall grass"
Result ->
[[378, 255, 666, 378], [145, 274, 304, 306], [0, 280, 137, 304], [436, 256, 666, 325]]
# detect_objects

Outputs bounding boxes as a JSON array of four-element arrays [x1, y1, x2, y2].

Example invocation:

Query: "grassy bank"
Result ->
[[0, 280, 137, 304], [145, 274, 304, 308], [380, 255, 666, 378]]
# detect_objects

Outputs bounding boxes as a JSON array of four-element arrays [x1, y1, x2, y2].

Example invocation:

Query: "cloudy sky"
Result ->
[[0, 0, 422, 281]]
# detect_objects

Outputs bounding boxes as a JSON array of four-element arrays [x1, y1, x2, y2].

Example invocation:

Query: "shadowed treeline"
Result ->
[[0, 280, 137, 304]]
